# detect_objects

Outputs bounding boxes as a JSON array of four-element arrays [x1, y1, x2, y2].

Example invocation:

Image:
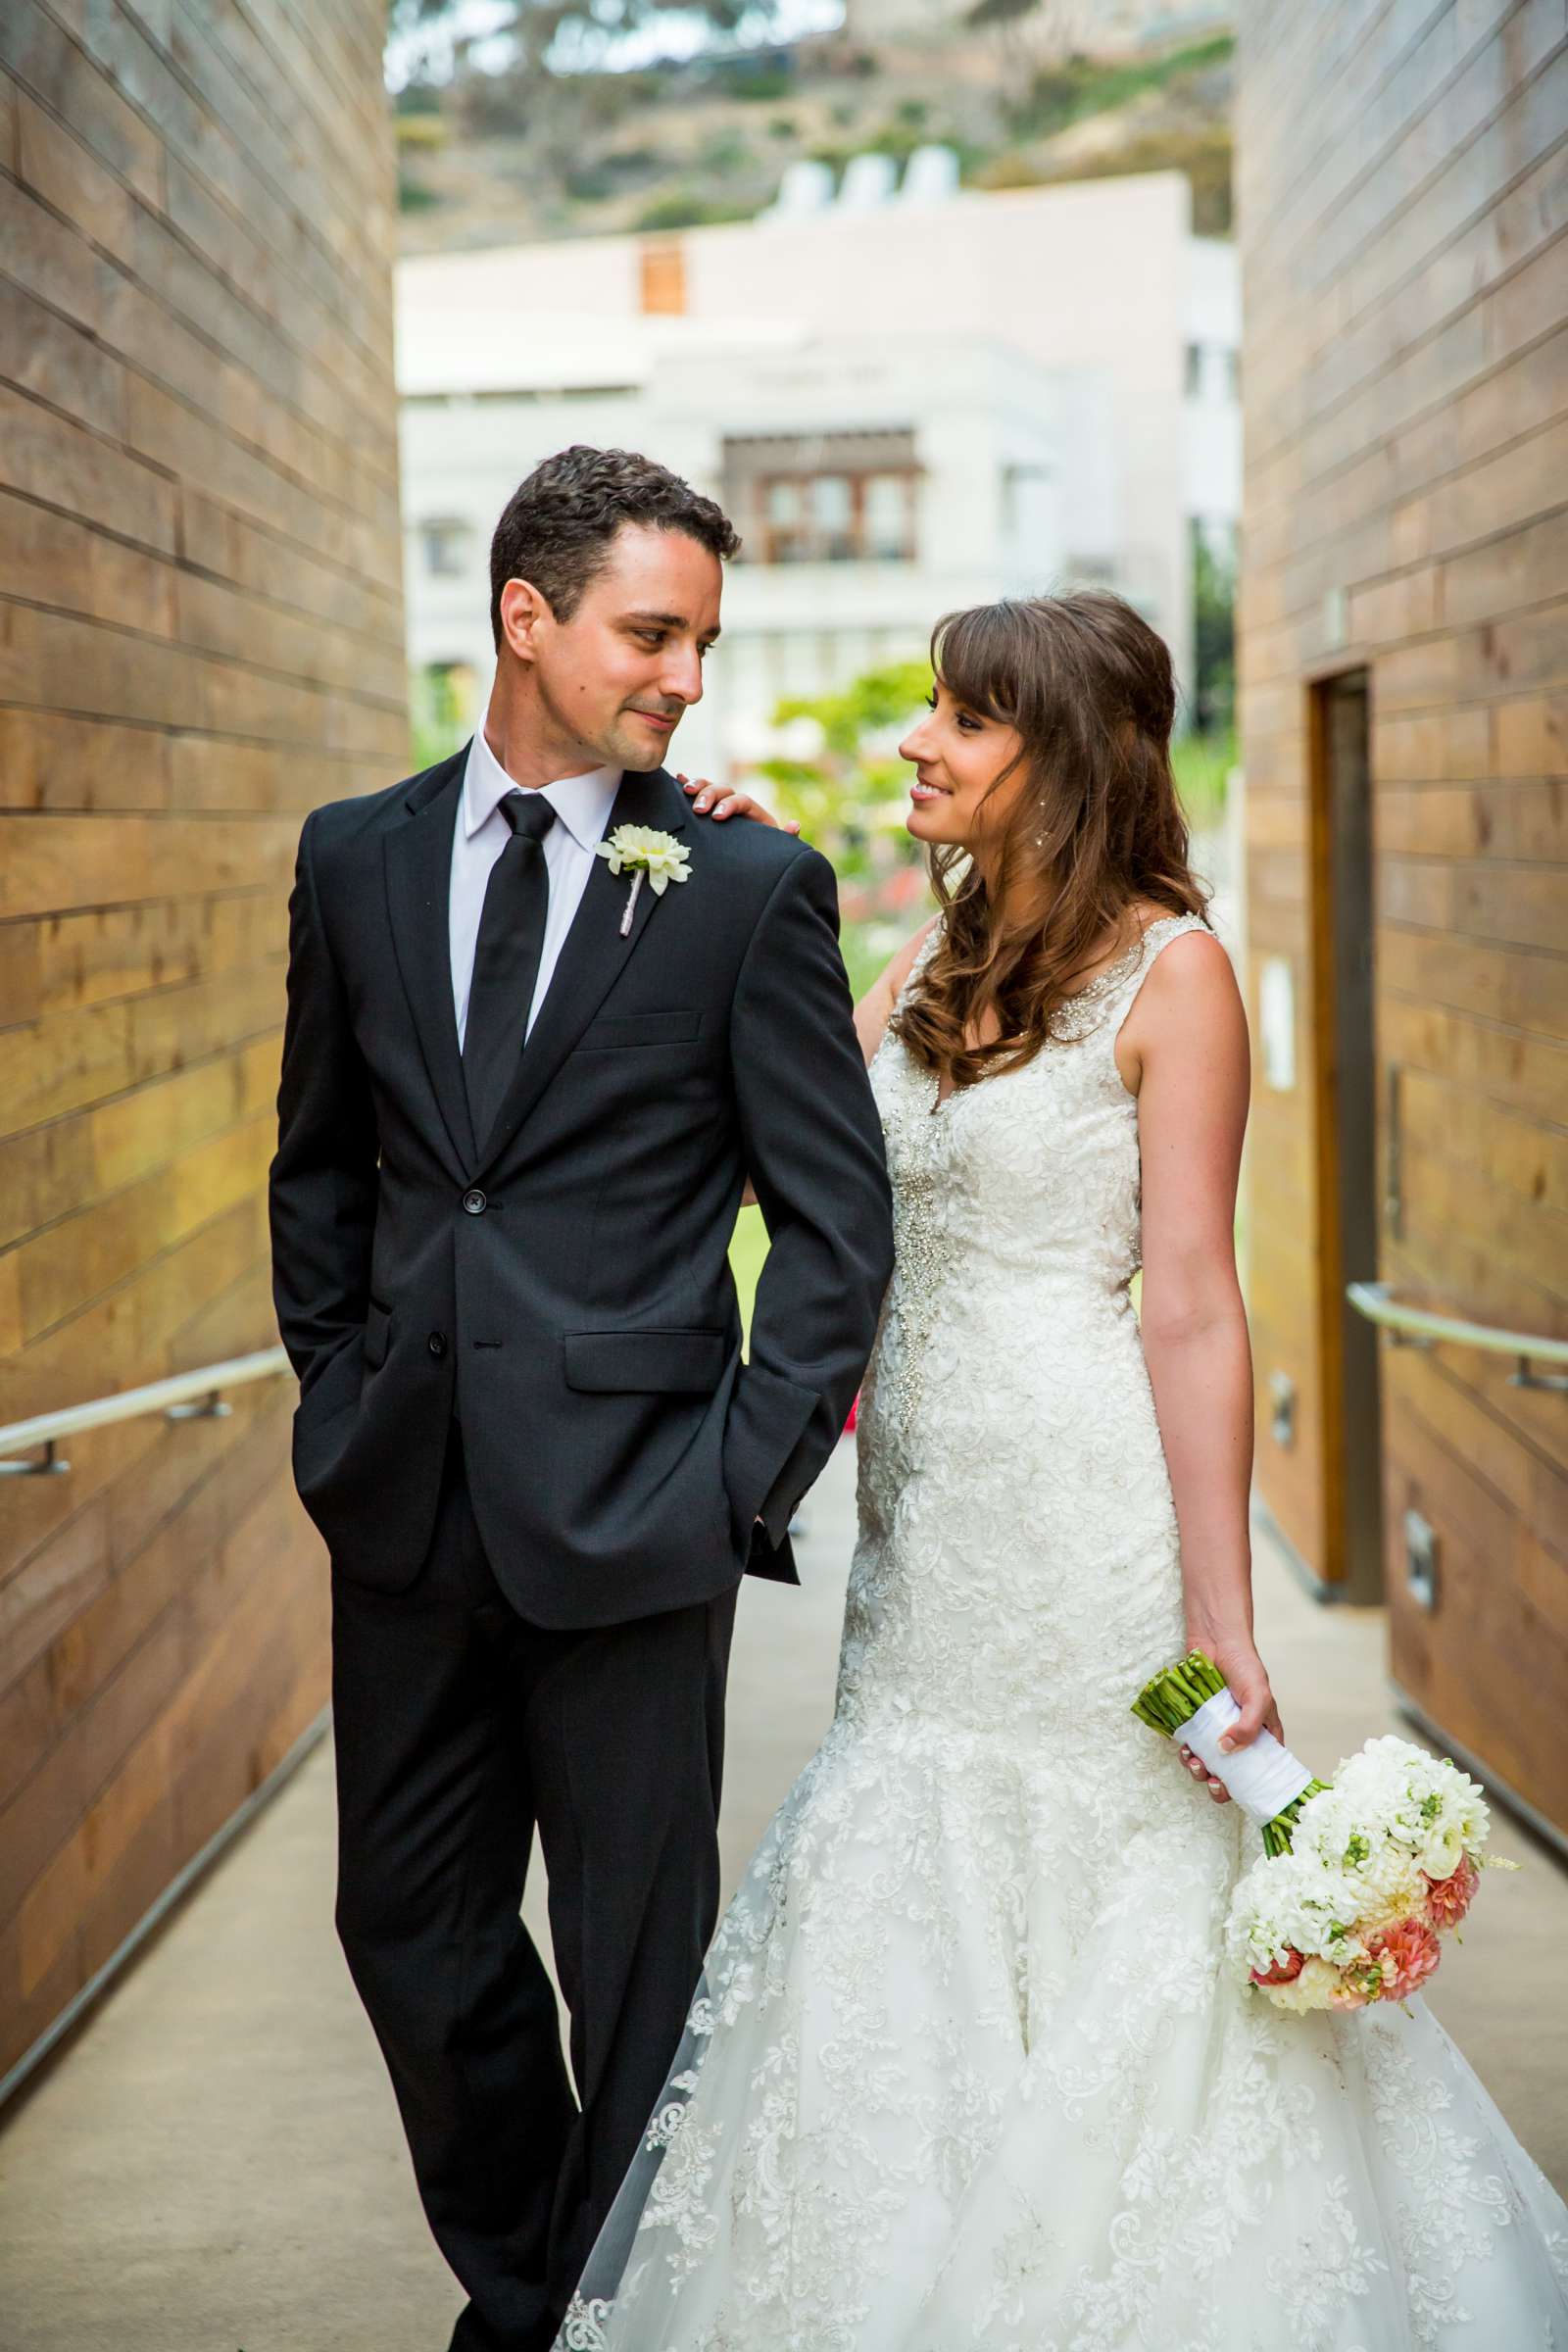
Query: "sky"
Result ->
[[384, 0, 847, 88]]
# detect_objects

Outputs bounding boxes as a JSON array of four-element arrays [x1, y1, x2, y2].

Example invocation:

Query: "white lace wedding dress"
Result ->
[[560, 915, 1568, 2352]]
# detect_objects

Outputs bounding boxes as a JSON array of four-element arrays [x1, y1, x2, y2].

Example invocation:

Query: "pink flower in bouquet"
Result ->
[[1425, 1851, 1480, 1930], [1365, 1915, 1443, 2002], [1250, 1948, 1305, 1987]]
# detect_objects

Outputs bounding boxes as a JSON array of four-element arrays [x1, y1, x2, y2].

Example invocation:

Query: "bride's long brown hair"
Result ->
[[892, 592, 1207, 1093]]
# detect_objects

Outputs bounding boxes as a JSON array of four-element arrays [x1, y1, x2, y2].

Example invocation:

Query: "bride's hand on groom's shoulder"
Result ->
[[1178, 1632, 1284, 1806], [678, 773, 802, 835]]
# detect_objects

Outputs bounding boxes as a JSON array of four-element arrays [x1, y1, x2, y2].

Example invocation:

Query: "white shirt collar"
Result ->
[[463, 711, 619, 852]]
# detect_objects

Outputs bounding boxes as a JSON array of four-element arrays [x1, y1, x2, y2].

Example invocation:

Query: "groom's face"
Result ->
[[514, 523, 724, 773]]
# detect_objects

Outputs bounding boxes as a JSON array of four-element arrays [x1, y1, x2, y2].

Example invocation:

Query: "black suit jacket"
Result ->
[[268, 748, 894, 1627]]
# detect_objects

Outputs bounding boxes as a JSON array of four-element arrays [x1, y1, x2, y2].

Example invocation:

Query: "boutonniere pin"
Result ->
[[595, 825, 692, 937]]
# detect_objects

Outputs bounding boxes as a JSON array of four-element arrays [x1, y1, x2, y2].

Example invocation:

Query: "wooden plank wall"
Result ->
[[0, 0, 406, 2082], [1238, 0, 1568, 1833]]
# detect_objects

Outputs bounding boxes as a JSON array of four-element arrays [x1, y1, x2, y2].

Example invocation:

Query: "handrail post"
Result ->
[[0, 1438, 70, 1478], [165, 1390, 233, 1422]]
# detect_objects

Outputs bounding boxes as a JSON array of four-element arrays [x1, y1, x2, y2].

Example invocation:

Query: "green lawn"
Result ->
[[728, 1202, 770, 1350], [1172, 728, 1236, 831]]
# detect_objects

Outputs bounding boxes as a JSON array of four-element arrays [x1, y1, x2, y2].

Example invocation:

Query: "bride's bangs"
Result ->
[[929, 604, 1024, 728]]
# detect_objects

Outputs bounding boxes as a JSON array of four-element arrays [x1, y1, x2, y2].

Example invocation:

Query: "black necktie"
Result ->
[[463, 790, 557, 1154]]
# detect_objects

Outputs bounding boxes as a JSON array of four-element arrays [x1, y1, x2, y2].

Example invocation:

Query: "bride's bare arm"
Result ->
[[851, 916, 937, 1067], [1117, 931, 1280, 1799]]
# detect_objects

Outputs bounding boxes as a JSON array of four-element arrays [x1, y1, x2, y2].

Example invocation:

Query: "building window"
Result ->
[[419, 517, 472, 577], [724, 431, 920, 565], [764, 478, 806, 563], [810, 473, 854, 558], [753, 466, 916, 564], [1185, 345, 1241, 404], [863, 473, 915, 560]]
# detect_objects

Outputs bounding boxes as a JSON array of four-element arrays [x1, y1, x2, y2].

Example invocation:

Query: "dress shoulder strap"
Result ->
[[1105, 911, 1221, 1039], [1133, 910, 1213, 966]]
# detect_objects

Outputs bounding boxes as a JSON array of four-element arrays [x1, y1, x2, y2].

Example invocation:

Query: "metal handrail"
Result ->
[[0, 1346, 293, 1476], [1348, 1281, 1568, 1393]]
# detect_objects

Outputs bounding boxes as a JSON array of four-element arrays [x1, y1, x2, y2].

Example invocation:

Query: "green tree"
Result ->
[[754, 660, 933, 889], [1192, 526, 1236, 736], [408, 662, 475, 771]]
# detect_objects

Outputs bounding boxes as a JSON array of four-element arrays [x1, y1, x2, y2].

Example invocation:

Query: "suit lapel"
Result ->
[[473, 767, 688, 1176], [384, 745, 477, 1174]]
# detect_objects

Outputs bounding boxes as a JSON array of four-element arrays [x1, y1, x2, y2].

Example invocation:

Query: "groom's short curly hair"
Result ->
[[488, 445, 741, 650]]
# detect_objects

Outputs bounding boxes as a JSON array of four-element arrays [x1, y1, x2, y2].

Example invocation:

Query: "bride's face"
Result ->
[[899, 681, 1029, 851]]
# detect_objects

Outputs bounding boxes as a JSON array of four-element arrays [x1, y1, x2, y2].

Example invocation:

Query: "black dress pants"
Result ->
[[330, 1418, 737, 2352]]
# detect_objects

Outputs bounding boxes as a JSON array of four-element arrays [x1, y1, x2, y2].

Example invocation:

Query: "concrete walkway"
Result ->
[[2, 1440, 1564, 2350]]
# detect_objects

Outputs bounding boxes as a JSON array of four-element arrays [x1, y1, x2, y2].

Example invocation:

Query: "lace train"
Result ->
[[562, 1700, 1568, 2349]]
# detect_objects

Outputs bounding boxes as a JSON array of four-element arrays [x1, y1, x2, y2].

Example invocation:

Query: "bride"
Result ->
[[559, 592, 1568, 2350]]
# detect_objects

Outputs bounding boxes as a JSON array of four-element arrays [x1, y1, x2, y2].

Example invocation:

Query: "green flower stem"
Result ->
[[1130, 1649, 1229, 1737], [1260, 1780, 1332, 1857]]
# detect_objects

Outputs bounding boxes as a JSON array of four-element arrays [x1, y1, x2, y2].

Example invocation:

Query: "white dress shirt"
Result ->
[[449, 714, 620, 1050]]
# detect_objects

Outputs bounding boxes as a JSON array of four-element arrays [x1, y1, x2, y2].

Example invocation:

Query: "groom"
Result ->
[[269, 446, 894, 2349]]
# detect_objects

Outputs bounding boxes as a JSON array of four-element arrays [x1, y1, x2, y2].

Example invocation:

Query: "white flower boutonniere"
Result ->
[[595, 824, 693, 937]]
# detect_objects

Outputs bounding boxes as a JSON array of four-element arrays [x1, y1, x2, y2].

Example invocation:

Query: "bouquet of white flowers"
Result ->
[[1133, 1652, 1512, 2015]]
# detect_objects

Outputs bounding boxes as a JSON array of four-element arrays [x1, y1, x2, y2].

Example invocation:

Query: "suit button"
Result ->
[[427, 1331, 448, 1358], [462, 1188, 487, 1215]]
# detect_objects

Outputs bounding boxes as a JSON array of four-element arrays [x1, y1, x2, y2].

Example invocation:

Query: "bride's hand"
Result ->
[[677, 773, 801, 834], [1177, 1634, 1284, 1806]]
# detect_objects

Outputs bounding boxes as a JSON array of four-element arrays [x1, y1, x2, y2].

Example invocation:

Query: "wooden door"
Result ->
[[1311, 670, 1385, 1601]]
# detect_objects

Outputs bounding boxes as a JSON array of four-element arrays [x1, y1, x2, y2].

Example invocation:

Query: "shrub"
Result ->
[[971, 150, 1046, 190], [565, 147, 665, 201], [633, 190, 758, 231], [1037, 126, 1233, 235], [698, 130, 753, 174], [1009, 32, 1234, 139]]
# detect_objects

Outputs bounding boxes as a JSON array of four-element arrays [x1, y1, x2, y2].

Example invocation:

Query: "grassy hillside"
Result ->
[[395, 25, 1234, 251]]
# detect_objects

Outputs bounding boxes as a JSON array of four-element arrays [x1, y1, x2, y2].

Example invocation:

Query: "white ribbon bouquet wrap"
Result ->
[[1178, 1689, 1318, 1831]]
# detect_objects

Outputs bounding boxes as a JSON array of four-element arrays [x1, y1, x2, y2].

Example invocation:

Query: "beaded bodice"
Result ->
[[876, 915, 1203, 1275], [859, 912, 1207, 1478]]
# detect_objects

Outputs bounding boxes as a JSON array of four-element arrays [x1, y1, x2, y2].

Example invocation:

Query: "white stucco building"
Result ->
[[397, 169, 1239, 776]]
